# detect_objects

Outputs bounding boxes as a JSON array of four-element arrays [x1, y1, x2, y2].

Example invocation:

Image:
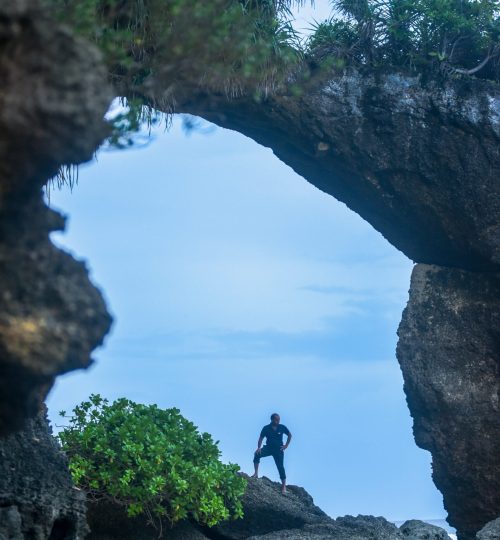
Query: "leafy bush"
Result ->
[[58, 395, 246, 529]]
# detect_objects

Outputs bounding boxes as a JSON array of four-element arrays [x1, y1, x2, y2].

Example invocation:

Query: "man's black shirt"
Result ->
[[260, 423, 290, 449]]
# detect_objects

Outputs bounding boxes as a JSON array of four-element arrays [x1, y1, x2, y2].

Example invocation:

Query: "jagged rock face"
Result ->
[[166, 73, 500, 538], [86, 475, 451, 540], [476, 517, 500, 540], [171, 71, 500, 271], [397, 264, 500, 539], [0, 0, 111, 192], [0, 0, 113, 435], [0, 195, 113, 436], [0, 2, 498, 538], [211, 476, 328, 539], [0, 407, 88, 539], [87, 499, 209, 540], [399, 519, 450, 540]]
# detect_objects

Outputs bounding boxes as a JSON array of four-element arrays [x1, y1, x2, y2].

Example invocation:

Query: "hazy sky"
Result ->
[[46, 1, 448, 526]]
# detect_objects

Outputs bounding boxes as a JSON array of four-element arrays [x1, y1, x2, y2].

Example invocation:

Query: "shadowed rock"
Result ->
[[0, 0, 113, 435], [169, 71, 500, 272], [87, 475, 450, 540], [397, 265, 500, 539], [476, 517, 500, 540], [0, 407, 88, 539], [159, 70, 500, 539], [399, 519, 450, 540]]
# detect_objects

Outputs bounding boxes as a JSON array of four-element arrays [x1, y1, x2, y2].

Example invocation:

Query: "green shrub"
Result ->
[[308, 0, 499, 80], [58, 395, 246, 529]]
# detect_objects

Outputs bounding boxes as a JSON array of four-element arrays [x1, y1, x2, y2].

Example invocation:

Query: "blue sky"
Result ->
[[46, 1, 448, 525]]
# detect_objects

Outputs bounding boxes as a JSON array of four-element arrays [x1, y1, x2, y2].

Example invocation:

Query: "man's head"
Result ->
[[270, 413, 280, 425]]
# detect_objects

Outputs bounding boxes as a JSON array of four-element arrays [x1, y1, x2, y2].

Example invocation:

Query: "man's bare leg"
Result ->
[[251, 463, 259, 478], [281, 479, 286, 494]]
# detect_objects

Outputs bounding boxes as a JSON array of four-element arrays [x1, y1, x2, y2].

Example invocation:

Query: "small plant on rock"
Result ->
[[58, 394, 246, 532]]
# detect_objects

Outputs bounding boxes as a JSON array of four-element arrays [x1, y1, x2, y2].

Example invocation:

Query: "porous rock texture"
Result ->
[[0, 406, 88, 539], [169, 70, 500, 271], [86, 475, 451, 540], [153, 70, 500, 538], [399, 519, 450, 540], [0, 1, 498, 538], [476, 517, 500, 540], [0, 0, 113, 436], [397, 265, 500, 539]]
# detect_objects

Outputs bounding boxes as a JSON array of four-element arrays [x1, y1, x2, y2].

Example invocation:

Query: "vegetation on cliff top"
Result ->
[[47, 0, 498, 183], [309, 0, 499, 80], [58, 395, 246, 531], [50, 0, 499, 95]]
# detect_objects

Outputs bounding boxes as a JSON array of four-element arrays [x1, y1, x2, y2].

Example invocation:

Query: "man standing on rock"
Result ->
[[252, 413, 292, 494]]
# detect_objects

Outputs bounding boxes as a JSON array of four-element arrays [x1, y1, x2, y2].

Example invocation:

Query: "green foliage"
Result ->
[[308, 0, 499, 80], [48, 0, 307, 97], [58, 395, 247, 529], [45, 0, 307, 184]]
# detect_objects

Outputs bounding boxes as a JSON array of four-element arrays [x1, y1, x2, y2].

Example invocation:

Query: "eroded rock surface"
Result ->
[[167, 72, 500, 538], [0, 0, 112, 435], [476, 517, 500, 540], [397, 264, 500, 539], [399, 519, 450, 540], [0, 406, 88, 539], [86, 475, 451, 540], [171, 71, 500, 271]]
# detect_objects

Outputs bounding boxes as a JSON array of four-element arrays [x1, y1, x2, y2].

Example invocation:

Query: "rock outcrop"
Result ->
[[476, 517, 500, 540], [397, 265, 500, 539], [0, 0, 113, 435], [0, 0, 498, 538], [155, 71, 500, 538], [0, 406, 88, 539], [87, 475, 452, 540], [169, 71, 500, 272], [399, 519, 450, 540], [60, 467, 500, 540]]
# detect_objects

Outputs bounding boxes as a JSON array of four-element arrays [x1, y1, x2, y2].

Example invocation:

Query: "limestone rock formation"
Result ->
[[0, 406, 88, 539], [162, 71, 500, 538], [0, 0, 498, 538], [476, 517, 500, 540], [87, 475, 451, 540], [399, 519, 450, 540], [0, 0, 113, 435], [397, 265, 500, 539], [170, 71, 500, 271], [211, 476, 328, 539]]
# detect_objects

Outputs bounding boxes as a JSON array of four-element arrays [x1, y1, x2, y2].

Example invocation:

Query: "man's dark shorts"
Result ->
[[253, 445, 286, 480]]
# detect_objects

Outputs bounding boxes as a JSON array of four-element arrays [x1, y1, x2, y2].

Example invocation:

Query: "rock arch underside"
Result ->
[[0, 2, 498, 539]]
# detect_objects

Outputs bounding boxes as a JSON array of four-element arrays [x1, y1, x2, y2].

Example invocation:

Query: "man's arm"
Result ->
[[255, 435, 264, 454], [281, 431, 292, 451]]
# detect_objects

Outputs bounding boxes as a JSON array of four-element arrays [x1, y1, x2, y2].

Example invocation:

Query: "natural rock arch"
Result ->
[[0, 2, 498, 539], [153, 70, 500, 539]]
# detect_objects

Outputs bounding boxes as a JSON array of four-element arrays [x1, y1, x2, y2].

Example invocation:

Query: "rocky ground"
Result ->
[[88, 474, 454, 540], [0, 410, 498, 540]]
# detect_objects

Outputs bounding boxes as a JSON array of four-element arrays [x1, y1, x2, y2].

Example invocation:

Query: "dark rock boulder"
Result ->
[[211, 476, 328, 539], [87, 475, 450, 540], [86, 500, 210, 540], [399, 519, 450, 539], [0, 406, 88, 539], [476, 517, 500, 540], [397, 264, 500, 539], [0, 0, 113, 436], [246, 517, 404, 540]]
